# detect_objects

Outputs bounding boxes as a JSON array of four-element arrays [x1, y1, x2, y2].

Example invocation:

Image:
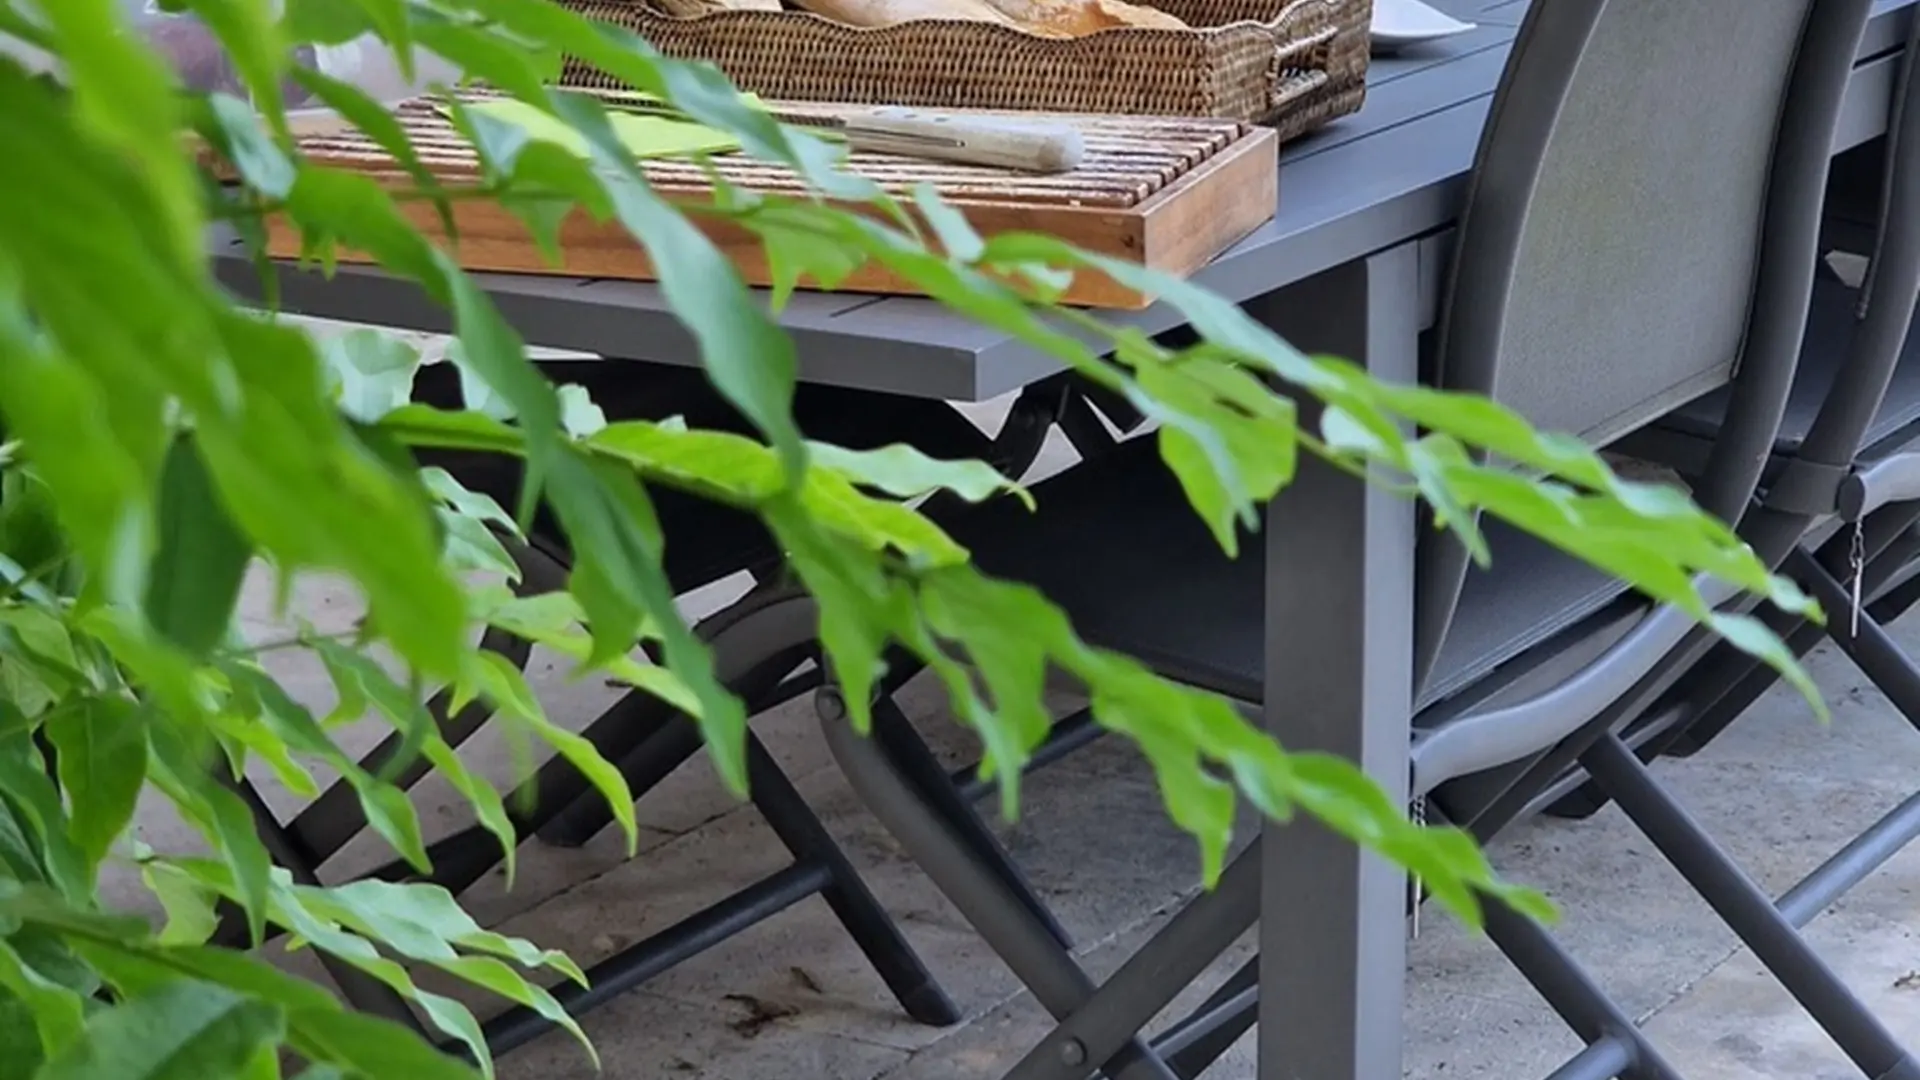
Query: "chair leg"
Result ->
[[742, 731, 961, 1026], [821, 702, 1199, 1080], [1582, 734, 1920, 1080], [865, 692, 1075, 951], [1475, 891, 1685, 1080]]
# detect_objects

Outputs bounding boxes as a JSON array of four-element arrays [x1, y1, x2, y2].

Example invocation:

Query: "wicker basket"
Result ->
[[560, 0, 1370, 137]]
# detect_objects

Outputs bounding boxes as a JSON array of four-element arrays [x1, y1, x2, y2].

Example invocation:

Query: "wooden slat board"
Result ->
[[265, 92, 1279, 308]]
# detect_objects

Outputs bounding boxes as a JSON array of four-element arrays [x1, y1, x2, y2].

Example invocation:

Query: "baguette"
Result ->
[[980, 0, 1187, 33], [791, 0, 1025, 28]]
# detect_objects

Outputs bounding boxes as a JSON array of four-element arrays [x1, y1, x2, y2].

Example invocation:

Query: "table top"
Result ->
[[214, 0, 1920, 402]]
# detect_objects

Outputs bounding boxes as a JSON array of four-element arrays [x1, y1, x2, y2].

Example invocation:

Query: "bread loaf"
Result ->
[[1088, 0, 1188, 29], [791, 0, 1023, 28], [978, 0, 1186, 34]]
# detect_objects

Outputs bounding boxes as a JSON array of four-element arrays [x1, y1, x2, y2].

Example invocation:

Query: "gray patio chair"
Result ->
[[812, 2, 1889, 1078], [1532, 13, 1920, 805]]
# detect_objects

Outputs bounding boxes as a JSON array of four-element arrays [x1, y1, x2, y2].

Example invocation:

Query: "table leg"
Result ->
[[1257, 245, 1420, 1080]]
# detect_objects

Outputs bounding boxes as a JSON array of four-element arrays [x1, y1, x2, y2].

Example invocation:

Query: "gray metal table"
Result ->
[[211, 1, 1920, 1074]]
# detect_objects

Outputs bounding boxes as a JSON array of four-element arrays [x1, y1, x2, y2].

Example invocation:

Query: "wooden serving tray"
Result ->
[[261, 94, 1278, 309]]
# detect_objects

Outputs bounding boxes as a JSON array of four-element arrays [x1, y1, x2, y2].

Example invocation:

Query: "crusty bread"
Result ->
[[1089, 0, 1188, 29], [979, 0, 1186, 34], [791, 0, 1024, 27]]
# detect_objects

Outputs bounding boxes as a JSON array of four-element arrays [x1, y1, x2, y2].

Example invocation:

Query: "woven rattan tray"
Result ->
[[560, 0, 1369, 136], [252, 93, 1278, 309]]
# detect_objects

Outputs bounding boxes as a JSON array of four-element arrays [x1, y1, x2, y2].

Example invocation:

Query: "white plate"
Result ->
[[1371, 0, 1478, 53]]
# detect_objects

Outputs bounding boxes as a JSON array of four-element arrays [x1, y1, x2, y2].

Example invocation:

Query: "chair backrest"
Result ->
[[1414, 0, 1872, 689]]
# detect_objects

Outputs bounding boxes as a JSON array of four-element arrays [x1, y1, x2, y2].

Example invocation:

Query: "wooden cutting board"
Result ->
[[256, 93, 1278, 309]]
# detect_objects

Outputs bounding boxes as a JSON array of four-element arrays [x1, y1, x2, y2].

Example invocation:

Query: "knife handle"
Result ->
[[841, 108, 1085, 173]]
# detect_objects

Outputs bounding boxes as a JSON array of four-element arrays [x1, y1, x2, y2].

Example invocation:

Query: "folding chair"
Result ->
[[811, 2, 1885, 1077], [224, 364, 1085, 1049], [1530, 12, 1920, 817]]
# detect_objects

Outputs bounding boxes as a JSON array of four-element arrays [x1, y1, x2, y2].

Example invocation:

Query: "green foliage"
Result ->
[[0, 0, 1822, 1077]]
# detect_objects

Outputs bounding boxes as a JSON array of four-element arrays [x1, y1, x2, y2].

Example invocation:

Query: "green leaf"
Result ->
[[30, 0, 201, 268], [282, 0, 376, 44], [68, 937, 337, 1015], [146, 437, 254, 660], [0, 938, 85, 1062], [224, 663, 434, 878], [140, 860, 222, 947], [0, 734, 90, 903], [376, 405, 523, 456], [343, 0, 413, 65], [203, 94, 296, 201], [304, 642, 435, 872], [547, 91, 805, 478], [321, 329, 422, 424], [285, 1008, 480, 1080], [1710, 610, 1828, 721], [557, 383, 607, 438], [289, 66, 451, 234], [146, 726, 273, 945], [465, 648, 639, 853], [410, 15, 553, 103], [421, 466, 523, 578], [420, 736, 518, 884], [285, 881, 592, 1060], [438, 509, 523, 579], [0, 988, 48, 1078], [809, 442, 1029, 507], [437, 955, 595, 1064], [911, 184, 983, 263], [35, 981, 284, 1080], [0, 797, 47, 886], [438, 265, 562, 521], [45, 697, 148, 869], [420, 467, 518, 536], [200, 783, 274, 950], [176, 0, 292, 128]]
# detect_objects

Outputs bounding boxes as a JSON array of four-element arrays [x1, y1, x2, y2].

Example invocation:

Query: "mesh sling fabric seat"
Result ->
[[810, 3, 1890, 1078], [224, 361, 1060, 1050]]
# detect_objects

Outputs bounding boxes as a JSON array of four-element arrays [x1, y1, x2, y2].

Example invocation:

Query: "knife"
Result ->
[[789, 107, 1085, 173], [583, 89, 1084, 173]]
